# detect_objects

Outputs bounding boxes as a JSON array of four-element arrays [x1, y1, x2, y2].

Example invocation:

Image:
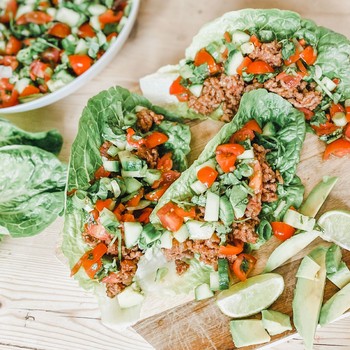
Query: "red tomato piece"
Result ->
[[169, 76, 189, 102], [311, 122, 339, 136], [95, 198, 115, 212], [197, 166, 218, 187], [323, 139, 350, 160], [144, 185, 169, 202], [144, 131, 168, 149], [249, 161, 262, 194], [156, 202, 183, 232], [16, 11, 52, 25], [300, 46, 317, 66], [157, 152, 173, 171], [215, 143, 245, 173], [30, 60, 52, 81], [137, 207, 152, 224], [329, 103, 345, 117], [0, 0, 18, 23], [94, 165, 111, 179], [249, 35, 261, 47], [41, 48, 61, 63], [78, 23, 96, 38], [218, 240, 244, 256], [0, 89, 18, 108], [68, 55, 92, 76], [297, 107, 314, 121], [48, 22, 71, 38], [246, 60, 274, 74], [99, 9, 123, 27], [20, 85, 40, 97], [126, 188, 144, 208], [237, 57, 252, 76], [0, 56, 18, 70], [232, 253, 257, 281], [5, 36, 21, 55], [271, 221, 296, 241], [194, 48, 219, 74]]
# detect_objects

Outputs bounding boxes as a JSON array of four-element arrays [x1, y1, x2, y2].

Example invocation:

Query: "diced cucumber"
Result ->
[[55, 70, 75, 83], [155, 267, 169, 283], [124, 222, 143, 248], [204, 191, 220, 222], [326, 244, 342, 274], [186, 220, 215, 240], [231, 30, 251, 45], [75, 39, 88, 55], [190, 180, 208, 195], [225, 51, 244, 76], [110, 180, 121, 198], [160, 231, 173, 249], [210, 271, 220, 291], [142, 223, 161, 245], [321, 76, 337, 92], [121, 166, 147, 178], [195, 283, 214, 301], [46, 79, 65, 92], [283, 209, 315, 231], [237, 149, 254, 160], [345, 99, 350, 107], [56, 7, 81, 27], [173, 224, 189, 243], [332, 112, 347, 127], [117, 285, 144, 309], [144, 169, 161, 186], [102, 160, 120, 172], [295, 255, 320, 280], [210, 104, 224, 120], [240, 41, 255, 54], [46, 7, 56, 18], [118, 150, 144, 171], [90, 15, 101, 31], [124, 177, 143, 194], [179, 64, 194, 79], [262, 121, 276, 136], [218, 258, 230, 290], [219, 195, 234, 226], [230, 320, 270, 348], [189, 84, 203, 97], [327, 261, 350, 289], [107, 145, 119, 157], [14, 78, 30, 94], [88, 4, 107, 16]]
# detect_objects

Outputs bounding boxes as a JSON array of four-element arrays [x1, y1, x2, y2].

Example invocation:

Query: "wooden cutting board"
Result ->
[[133, 118, 350, 349]]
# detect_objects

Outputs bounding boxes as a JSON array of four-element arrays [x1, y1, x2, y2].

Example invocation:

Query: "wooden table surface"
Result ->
[[1, 1, 350, 349]]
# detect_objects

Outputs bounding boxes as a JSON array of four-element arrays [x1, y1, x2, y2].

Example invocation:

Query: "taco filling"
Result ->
[[64, 87, 191, 299]]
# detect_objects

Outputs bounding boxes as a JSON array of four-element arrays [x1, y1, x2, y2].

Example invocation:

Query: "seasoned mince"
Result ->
[[136, 109, 164, 133], [248, 41, 284, 67], [134, 145, 159, 168]]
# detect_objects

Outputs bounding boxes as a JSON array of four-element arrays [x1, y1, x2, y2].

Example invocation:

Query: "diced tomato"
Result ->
[[297, 107, 314, 121], [144, 185, 169, 202], [311, 122, 339, 136], [224, 31, 231, 43], [68, 55, 92, 76], [144, 132, 168, 149], [122, 213, 135, 222], [0, 78, 14, 90], [346, 106, 350, 123], [271, 221, 296, 241], [137, 207, 152, 224], [169, 76, 189, 102], [157, 152, 173, 171], [85, 223, 110, 241], [41, 48, 61, 63], [95, 198, 115, 212], [249, 161, 262, 194], [230, 128, 255, 143], [323, 139, 350, 160], [284, 44, 302, 66], [244, 120, 262, 134], [152, 170, 180, 189], [126, 128, 143, 148], [91, 209, 99, 221], [296, 60, 308, 75], [300, 46, 317, 65], [30, 60, 52, 82], [5, 36, 21, 55], [299, 38, 306, 47], [16, 11, 52, 25], [78, 23, 96, 38], [19, 85, 40, 97], [329, 103, 345, 117], [218, 240, 244, 256], [0, 0, 18, 23], [237, 57, 252, 76], [48, 22, 71, 38], [174, 205, 196, 219], [0, 89, 18, 108], [156, 202, 183, 232], [113, 203, 125, 220], [126, 188, 144, 208], [197, 166, 218, 187], [106, 32, 118, 42], [94, 165, 111, 179], [215, 143, 245, 173], [194, 48, 219, 74], [249, 35, 261, 47], [344, 124, 350, 139], [99, 9, 123, 28], [232, 253, 257, 281], [276, 71, 302, 88], [0, 56, 18, 70], [71, 242, 108, 278], [246, 60, 274, 74]]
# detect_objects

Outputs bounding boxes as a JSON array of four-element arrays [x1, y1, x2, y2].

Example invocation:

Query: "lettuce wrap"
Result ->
[[146, 89, 306, 293], [61, 86, 191, 327], [140, 9, 350, 156]]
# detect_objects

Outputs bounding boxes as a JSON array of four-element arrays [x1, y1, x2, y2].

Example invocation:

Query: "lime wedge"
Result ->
[[216, 273, 284, 318], [318, 210, 350, 250]]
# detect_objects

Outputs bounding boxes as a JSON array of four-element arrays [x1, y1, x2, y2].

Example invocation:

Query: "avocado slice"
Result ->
[[293, 246, 328, 350], [319, 282, 350, 326], [230, 320, 270, 348], [261, 310, 292, 336], [326, 244, 342, 274], [299, 176, 338, 217], [295, 255, 320, 280], [327, 261, 350, 289]]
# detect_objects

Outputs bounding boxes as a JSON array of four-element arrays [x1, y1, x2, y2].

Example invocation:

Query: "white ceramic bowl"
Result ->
[[0, 0, 140, 114]]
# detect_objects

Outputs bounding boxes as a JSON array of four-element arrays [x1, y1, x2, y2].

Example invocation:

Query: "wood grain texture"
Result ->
[[1, 0, 350, 349]]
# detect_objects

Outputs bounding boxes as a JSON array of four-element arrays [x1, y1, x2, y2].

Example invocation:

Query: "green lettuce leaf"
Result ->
[[0, 145, 66, 238], [0, 118, 63, 155], [151, 89, 306, 226]]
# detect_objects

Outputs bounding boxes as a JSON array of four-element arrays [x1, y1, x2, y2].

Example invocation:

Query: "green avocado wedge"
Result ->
[[293, 246, 328, 350]]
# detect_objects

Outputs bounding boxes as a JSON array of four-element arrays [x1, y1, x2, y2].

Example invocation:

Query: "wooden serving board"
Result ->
[[133, 118, 350, 349]]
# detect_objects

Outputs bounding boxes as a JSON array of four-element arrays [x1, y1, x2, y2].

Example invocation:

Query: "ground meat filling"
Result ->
[[248, 40, 283, 67], [136, 108, 164, 133], [134, 145, 159, 168], [188, 74, 245, 122], [264, 79, 322, 111]]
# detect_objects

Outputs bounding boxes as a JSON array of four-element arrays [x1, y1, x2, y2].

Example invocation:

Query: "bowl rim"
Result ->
[[0, 0, 140, 114]]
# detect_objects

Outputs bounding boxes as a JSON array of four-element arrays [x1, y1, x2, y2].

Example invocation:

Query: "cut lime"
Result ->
[[216, 273, 284, 318], [318, 210, 350, 250]]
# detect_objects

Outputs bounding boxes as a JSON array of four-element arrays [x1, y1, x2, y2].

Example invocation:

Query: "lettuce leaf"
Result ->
[[0, 145, 66, 237], [151, 89, 306, 226], [0, 118, 63, 155]]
